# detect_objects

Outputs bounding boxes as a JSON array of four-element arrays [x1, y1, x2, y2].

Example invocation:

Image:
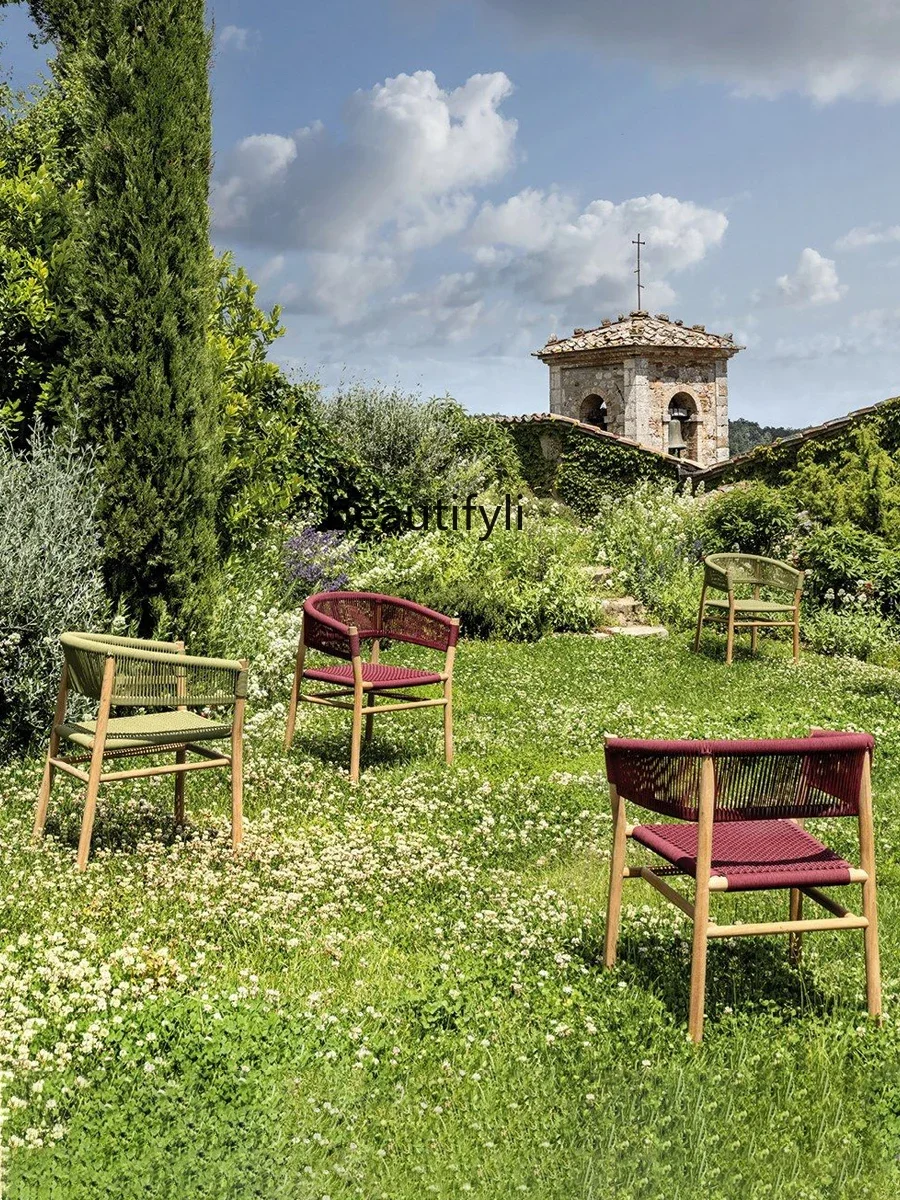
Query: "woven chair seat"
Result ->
[[632, 818, 852, 890], [705, 597, 796, 614], [58, 710, 234, 750], [304, 662, 444, 689]]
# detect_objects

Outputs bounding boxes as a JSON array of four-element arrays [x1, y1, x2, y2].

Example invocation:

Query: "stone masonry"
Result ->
[[534, 311, 742, 467]]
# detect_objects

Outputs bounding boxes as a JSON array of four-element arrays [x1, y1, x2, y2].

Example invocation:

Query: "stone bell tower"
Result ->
[[533, 311, 743, 467]]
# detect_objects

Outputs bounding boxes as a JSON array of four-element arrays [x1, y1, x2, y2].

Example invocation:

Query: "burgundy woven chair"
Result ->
[[284, 592, 460, 782], [603, 730, 881, 1041]]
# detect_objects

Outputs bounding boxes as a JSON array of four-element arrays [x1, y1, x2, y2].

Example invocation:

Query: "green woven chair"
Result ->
[[694, 553, 804, 665], [33, 633, 249, 870]]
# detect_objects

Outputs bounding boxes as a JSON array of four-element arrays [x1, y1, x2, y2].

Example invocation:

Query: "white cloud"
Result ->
[[460, 0, 900, 102], [217, 25, 257, 52], [775, 248, 846, 306], [835, 223, 900, 251], [469, 190, 728, 304], [768, 307, 900, 361], [212, 71, 517, 316], [212, 71, 728, 344], [256, 254, 286, 285]]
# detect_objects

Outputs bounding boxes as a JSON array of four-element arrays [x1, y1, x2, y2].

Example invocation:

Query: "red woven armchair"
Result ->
[[603, 731, 881, 1041], [284, 592, 460, 782]]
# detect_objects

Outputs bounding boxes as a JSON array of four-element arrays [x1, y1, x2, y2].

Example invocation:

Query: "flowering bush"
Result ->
[[0, 425, 109, 757], [284, 526, 356, 596], [802, 601, 900, 665], [591, 483, 705, 628]]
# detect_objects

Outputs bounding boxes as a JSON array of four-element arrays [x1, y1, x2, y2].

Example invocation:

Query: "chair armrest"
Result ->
[[302, 604, 361, 660], [703, 559, 731, 592]]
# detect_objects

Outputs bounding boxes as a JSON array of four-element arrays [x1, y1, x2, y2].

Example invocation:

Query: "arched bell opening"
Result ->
[[667, 393, 699, 459], [579, 394, 608, 430]]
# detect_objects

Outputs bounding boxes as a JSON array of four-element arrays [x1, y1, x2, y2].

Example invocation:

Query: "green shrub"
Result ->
[[352, 506, 599, 639], [802, 603, 900, 665], [0, 79, 83, 445], [700, 481, 795, 558], [0, 425, 109, 757], [797, 523, 900, 615], [315, 385, 522, 535], [592, 484, 704, 628], [557, 435, 678, 517]]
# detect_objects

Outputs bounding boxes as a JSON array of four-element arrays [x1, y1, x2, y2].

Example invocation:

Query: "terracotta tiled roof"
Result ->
[[534, 310, 742, 359], [492, 412, 702, 471]]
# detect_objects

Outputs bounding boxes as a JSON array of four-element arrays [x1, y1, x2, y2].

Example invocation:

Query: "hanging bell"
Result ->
[[668, 417, 687, 456]]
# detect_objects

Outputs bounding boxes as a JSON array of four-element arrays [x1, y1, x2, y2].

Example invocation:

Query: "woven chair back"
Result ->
[[61, 633, 247, 708], [705, 553, 802, 594], [605, 733, 872, 823], [303, 592, 458, 660]]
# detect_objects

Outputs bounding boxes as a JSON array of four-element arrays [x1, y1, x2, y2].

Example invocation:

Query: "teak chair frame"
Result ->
[[33, 633, 248, 871], [603, 731, 881, 1043], [284, 592, 459, 783], [694, 552, 804, 665]]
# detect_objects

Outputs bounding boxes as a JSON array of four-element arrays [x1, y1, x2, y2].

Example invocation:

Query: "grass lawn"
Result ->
[[2, 631, 900, 1198]]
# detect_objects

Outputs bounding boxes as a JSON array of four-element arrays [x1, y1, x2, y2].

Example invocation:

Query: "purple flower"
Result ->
[[284, 527, 355, 595]]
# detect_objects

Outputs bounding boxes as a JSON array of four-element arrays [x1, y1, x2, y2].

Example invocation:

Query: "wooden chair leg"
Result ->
[[693, 585, 707, 654], [34, 751, 57, 840], [76, 656, 114, 872], [76, 750, 105, 872], [284, 639, 305, 751], [689, 757, 715, 1043], [857, 752, 881, 1017], [34, 733, 60, 840], [725, 600, 736, 666], [750, 585, 760, 656], [34, 666, 68, 839], [788, 888, 803, 965], [231, 689, 246, 852], [688, 913, 709, 1043], [349, 667, 364, 785], [862, 879, 882, 1019], [792, 606, 801, 664], [603, 784, 627, 968], [443, 687, 454, 766], [174, 748, 186, 826], [364, 694, 376, 745], [442, 637, 457, 766]]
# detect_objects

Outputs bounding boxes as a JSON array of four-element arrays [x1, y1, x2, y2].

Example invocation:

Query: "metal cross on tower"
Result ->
[[632, 234, 645, 310]]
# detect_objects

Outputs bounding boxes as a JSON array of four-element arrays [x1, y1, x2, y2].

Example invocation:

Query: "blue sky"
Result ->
[[3, 0, 900, 428]]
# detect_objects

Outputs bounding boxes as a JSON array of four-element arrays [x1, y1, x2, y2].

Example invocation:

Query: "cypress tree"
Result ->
[[28, 0, 222, 637]]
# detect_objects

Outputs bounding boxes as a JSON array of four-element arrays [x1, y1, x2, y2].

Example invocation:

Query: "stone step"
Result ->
[[599, 596, 644, 626], [578, 564, 615, 587]]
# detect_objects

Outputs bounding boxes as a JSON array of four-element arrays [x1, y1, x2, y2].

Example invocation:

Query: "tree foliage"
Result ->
[[728, 417, 798, 457], [31, 0, 222, 637], [0, 78, 82, 443]]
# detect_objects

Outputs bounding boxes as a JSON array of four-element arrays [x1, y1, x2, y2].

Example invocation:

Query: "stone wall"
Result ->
[[646, 358, 719, 462], [549, 361, 627, 430]]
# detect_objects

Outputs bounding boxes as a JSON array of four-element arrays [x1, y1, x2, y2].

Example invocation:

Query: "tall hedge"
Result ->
[[27, 0, 221, 637]]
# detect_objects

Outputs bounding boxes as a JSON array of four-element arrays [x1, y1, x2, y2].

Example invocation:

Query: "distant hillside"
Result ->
[[728, 418, 799, 457]]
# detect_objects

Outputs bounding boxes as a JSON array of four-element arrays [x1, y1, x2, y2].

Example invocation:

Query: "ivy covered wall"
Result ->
[[501, 418, 683, 518]]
